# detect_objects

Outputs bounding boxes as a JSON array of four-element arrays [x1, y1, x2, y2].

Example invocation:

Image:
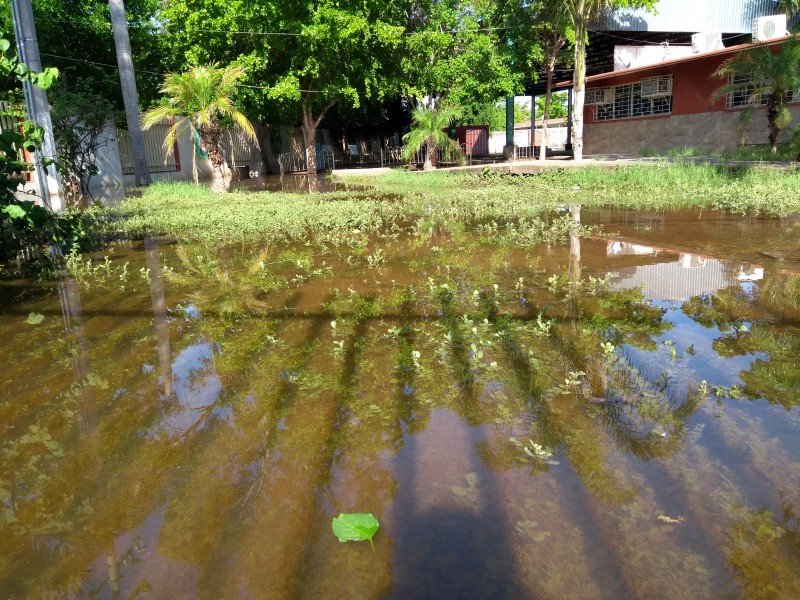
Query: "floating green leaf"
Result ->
[[25, 312, 44, 325], [331, 513, 379, 550]]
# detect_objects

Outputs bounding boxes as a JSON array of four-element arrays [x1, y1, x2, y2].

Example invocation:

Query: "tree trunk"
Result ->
[[109, 0, 152, 186], [540, 64, 555, 162], [425, 138, 436, 170], [572, 1, 588, 161], [301, 97, 336, 176], [200, 121, 229, 191], [767, 100, 780, 153]]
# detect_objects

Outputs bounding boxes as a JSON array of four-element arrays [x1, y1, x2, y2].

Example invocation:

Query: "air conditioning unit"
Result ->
[[586, 87, 613, 105], [691, 32, 723, 54], [752, 15, 787, 41], [640, 75, 673, 98]]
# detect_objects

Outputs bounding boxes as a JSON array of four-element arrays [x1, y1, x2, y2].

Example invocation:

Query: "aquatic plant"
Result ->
[[331, 513, 380, 550]]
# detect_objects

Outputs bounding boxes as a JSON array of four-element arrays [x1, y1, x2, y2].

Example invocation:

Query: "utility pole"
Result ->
[[10, 0, 62, 211], [109, 0, 152, 186]]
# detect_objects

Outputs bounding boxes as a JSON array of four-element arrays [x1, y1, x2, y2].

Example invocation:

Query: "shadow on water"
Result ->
[[390, 410, 532, 599]]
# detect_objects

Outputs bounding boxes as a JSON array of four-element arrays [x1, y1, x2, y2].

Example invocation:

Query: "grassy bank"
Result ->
[[100, 162, 800, 244], [343, 162, 800, 216]]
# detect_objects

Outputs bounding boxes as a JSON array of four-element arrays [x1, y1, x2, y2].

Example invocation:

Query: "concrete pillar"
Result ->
[[503, 96, 515, 160], [566, 88, 574, 152], [11, 0, 62, 211]]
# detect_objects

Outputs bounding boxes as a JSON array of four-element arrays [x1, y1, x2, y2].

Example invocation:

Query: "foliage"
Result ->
[[0, 0, 166, 108], [401, 105, 464, 170], [331, 513, 380, 549], [51, 78, 119, 202], [160, 0, 405, 174], [712, 36, 800, 153], [0, 35, 87, 263], [402, 0, 523, 109], [463, 101, 531, 131], [536, 92, 568, 120], [142, 64, 256, 181]]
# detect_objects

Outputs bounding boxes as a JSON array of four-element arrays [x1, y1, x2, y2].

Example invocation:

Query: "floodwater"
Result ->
[[1, 207, 799, 599]]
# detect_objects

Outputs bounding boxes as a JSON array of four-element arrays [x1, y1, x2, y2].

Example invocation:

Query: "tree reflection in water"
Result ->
[[1, 217, 798, 598]]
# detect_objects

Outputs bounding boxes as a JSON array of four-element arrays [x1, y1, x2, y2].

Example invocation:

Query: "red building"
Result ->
[[558, 35, 800, 155]]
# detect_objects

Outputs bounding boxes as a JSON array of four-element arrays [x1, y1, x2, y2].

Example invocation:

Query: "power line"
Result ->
[[39, 52, 326, 92], [36, 16, 511, 37]]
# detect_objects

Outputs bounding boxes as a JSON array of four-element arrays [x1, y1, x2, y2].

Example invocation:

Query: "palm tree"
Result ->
[[142, 64, 257, 185], [401, 106, 463, 170], [712, 36, 800, 153]]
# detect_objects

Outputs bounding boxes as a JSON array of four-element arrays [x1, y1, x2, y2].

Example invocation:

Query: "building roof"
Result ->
[[553, 34, 796, 88]]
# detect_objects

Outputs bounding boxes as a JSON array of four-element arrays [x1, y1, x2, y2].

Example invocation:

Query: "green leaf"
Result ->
[[25, 312, 45, 325], [3, 204, 27, 220], [0, 38, 10, 53], [331, 513, 379, 550]]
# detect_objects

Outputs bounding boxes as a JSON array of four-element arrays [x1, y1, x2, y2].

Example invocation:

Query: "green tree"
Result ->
[[401, 105, 463, 170], [464, 100, 531, 131], [403, 0, 523, 112], [160, 0, 406, 176], [535, 92, 568, 120], [0, 0, 166, 108], [712, 37, 800, 153], [142, 64, 257, 185]]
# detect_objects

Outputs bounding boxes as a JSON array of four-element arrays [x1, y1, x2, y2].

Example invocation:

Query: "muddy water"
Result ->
[[1, 208, 799, 599]]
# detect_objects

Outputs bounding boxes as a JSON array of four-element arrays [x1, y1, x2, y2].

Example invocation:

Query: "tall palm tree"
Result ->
[[142, 64, 257, 185], [712, 36, 800, 153], [401, 106, 463, 170], [109, 0, 151, 186]]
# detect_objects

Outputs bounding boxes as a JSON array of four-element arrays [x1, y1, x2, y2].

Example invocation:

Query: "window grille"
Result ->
[[726, 73, 796, 108], [594, 75, 673, 122]]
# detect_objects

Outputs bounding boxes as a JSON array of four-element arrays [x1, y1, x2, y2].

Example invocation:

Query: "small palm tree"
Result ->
[[712, 37, 800, 153], [142, 64, 257, 184], [401, 106, 463, 170]]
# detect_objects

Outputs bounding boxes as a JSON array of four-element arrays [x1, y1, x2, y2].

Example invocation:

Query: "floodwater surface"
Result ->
[[1, 207, 799, 599]]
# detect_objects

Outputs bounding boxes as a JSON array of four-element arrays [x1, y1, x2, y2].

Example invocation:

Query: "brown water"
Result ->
[[1, 208, 799, 599]]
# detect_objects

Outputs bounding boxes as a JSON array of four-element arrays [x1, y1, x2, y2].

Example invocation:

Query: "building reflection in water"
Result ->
[[606, 242, 764, 301]]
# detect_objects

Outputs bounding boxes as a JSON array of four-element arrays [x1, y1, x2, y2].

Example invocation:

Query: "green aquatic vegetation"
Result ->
[[24, 312, 44, 325], [727, 500, 800, 600]]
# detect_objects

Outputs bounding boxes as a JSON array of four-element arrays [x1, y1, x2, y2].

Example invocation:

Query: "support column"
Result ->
[[503, 96, 515, 161], [566, 88, 574, 152], [11, 0, 62, 211]]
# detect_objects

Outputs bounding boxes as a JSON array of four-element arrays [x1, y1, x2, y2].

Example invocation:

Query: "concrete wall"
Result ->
[[585, 107, 800, 155]]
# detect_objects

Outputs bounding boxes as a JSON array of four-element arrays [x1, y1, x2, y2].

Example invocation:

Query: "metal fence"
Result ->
[[0, 101, 33, 181], [117, 123, 177, 175]]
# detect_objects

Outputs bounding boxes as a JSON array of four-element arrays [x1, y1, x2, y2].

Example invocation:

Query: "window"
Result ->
[[593, 75, 673, 122], [726, 73, 796, 108]]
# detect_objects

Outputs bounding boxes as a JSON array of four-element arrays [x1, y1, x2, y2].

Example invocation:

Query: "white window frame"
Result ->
[[593, 74, 674, 122]]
